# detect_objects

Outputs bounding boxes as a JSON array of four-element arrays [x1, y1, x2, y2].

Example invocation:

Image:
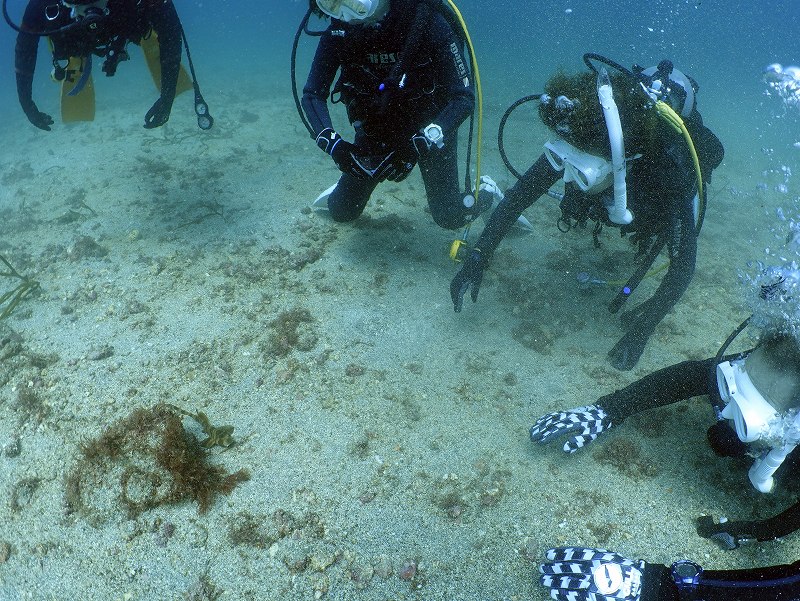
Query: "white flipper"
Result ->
[[312, 183, 338, 209], [514, 214, 534, 232], [478, 175, 534, 232]]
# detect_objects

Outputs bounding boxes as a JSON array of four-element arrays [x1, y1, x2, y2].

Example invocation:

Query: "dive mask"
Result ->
[[61, 0, 110, 20], [543, 139, 613, 194], [316, 0, 380, 22], [716, 337, 800, 492]]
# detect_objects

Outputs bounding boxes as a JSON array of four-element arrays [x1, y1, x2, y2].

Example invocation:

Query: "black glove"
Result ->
[[315, 128, 375, 180], [22, 101, 53, 131], [144, 96, 172, 129], [539, 547, 646, 601], [529, 404, 613, 453], [378, 150, 417, 182], [379, 130, 436, 182], [450, 249, 486, 312], [696, 515, 752, 550]]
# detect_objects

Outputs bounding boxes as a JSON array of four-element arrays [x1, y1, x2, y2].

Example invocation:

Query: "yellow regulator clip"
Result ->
[[449, 225, 471, 262]]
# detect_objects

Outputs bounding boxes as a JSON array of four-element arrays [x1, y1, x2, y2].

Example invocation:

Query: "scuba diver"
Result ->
[[450, 56, 724, 370], [530, 256, 800, 599], [299, 0, 497, 228], [8, 0, 211, 130]]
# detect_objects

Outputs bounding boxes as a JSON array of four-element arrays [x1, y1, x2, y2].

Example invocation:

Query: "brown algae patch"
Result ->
[[65, 403, 249, 522]]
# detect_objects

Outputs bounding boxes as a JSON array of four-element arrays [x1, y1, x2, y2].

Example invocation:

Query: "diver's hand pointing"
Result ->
[[450, 249, 485, 312]]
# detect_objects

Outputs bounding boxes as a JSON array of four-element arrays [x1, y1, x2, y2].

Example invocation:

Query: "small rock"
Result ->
[[311, 573, 329, 598], [67, 236, 109, 261], [3, 435, 21, 458], [345, 363, 366, 377], [373, 554, 393, 579], [0, 541, 11, 563], [87, 344, 114, 361], [398, 558, 417, 581]]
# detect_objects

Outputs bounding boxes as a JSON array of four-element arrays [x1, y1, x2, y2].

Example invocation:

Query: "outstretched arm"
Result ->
[[539, 546, 800, 601], [143, 0, 182, 128], [608, 145, 699, 370], [531, 357, 715, 453], [15, 0, 53, 130], [450, 154, 560, 311], [698, 498, 800, 549]]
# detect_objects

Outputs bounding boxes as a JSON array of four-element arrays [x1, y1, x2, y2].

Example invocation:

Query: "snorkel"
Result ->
[[596, 67, 632, 225]]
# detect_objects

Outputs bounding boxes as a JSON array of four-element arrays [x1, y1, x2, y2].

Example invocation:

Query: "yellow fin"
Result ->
[[60, 56, 95, 122], [140, 30, 193, 96]]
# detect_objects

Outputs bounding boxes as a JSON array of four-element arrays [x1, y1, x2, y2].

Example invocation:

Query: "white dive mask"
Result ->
[[716, 338, 800, 492], [543, 140, 613, 194], [316, 0, 381, 22], [61, 0, 109, 20]]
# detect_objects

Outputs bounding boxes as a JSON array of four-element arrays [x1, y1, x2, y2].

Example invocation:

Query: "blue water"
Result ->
[[2, 2, 800, 598], [2, 1, 798, 111], [2, 0, 798, 164]]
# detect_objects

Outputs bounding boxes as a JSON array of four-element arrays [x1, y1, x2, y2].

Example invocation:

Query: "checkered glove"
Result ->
[[539, 547, 644, 601], [529, 405, 612, 453]]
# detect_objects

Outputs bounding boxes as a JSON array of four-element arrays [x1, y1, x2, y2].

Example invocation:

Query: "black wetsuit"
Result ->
[[471, 110, 723, 370], [301, 0, 475, 228], [14, 0, 182, 126], [598, 349, 800, 547], [642, 559, 800, 601]]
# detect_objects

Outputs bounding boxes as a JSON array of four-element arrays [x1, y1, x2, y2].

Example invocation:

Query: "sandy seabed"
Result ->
[[0, 80, 798, 601]]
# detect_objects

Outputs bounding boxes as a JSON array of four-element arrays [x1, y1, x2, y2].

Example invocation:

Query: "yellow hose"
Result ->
[[446, 0, 483, 196], [655, 101, 704, 228]]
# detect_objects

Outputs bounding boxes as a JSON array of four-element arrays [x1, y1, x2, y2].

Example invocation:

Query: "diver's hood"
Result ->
[[717, 337, 800, 442], [746, 337, 800, 412]]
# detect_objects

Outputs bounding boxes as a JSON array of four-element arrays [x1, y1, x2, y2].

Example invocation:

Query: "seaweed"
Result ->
[[0, 255, 39, 320], [67, 404, 249, 519], [264, 308, 317, 357]]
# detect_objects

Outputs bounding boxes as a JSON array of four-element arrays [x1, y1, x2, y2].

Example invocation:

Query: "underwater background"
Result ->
[[0, 0, 799, 599]]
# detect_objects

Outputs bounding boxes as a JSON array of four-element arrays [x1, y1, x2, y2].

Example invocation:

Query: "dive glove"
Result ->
[[539, 547, 646, 601], [529, 404, 613, 453], [696, 515, 753, 551], [22, 101, 53, 131], [450, 248, 486, 312], [315, 128, 374, 180], [144, 96, 172, 129], [380, 125, 443, 182]]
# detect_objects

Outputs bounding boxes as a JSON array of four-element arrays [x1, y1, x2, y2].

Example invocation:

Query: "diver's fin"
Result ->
[[140, 30, 193, 96], [514, 214, 534, 232], [60, 56, 95, 122], [312, 184, 337, 209], [477, 175, 534, 233]]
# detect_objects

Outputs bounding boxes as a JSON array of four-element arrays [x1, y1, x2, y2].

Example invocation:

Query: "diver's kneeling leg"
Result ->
[[419, 142, 482, 229], [327, 174, 378, 222]]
